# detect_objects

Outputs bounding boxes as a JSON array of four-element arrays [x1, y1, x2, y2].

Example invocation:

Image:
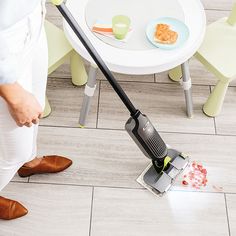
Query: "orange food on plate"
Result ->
[[154, 23, 178, 44]]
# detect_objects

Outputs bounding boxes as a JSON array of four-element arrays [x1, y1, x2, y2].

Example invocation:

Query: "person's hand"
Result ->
[[0, 82, 43, 127]]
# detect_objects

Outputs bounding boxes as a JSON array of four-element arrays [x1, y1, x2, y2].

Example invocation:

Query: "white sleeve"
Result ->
[[0, 35, 19, 85]]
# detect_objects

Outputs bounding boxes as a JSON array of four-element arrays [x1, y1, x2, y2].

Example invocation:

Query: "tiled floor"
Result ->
[[227, 194, 236, 236], [1, 183, 92, 236], [91, 188, 228, 236], [1, 1, 236, 236]]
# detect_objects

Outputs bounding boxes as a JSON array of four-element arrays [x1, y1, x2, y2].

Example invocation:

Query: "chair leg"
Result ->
[[181, 62, 194, 118], [203, 80, 229, 117], [42, 96, 52, 118], [70, 51, 88, 86], [79, 64, 98, 127], [169, 65, 182, 82]]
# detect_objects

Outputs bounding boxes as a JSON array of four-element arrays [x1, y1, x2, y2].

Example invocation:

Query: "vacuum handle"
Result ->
[[51, 0, 137, 116]]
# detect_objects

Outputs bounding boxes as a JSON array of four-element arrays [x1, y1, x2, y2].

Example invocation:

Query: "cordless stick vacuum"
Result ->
[[51, 0, 189, 196]]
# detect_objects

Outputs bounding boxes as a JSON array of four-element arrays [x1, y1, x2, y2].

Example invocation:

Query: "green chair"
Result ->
[[43, 20, 88, 117], [169, 3, 236, 117]]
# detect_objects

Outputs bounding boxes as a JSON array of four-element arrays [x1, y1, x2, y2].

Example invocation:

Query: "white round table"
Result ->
[[63, 0, 206, 126]]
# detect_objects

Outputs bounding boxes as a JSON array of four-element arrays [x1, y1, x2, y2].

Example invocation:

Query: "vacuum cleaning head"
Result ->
[[137, 150, 189, 196], [125, 111, 189, 196]]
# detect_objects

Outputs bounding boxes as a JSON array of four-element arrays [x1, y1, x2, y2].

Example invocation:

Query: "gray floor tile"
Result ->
[[40, 77, 99, 128], [28, 127, 236, 194], [46, 2, 63, 29], [203, 0, 234, 10], [0, 183, 92, 236], [98, 81, 215, 134], [48, 61, 72, 79], [97, 69, 155, 83], [226, 194, 236, 236], [29, 126, 149, 188], [206, 9, 231, 24], [91, 187, 228, 236], [48, 60, 90, 79], [11, 175, 28, 183]]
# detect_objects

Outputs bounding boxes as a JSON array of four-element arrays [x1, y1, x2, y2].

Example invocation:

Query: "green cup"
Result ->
[[112, 15, 131, 40]]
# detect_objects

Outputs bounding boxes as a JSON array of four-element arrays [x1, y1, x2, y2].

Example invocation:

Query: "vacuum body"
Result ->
[[125, 111, 168, 164], [52, 0, 190, 195]]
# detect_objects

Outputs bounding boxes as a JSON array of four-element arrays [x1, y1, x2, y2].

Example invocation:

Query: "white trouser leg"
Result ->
[[0, 3, 48, 192], [30, 26, 48, 159]]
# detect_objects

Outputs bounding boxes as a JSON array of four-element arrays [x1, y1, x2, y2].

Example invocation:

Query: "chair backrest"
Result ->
[[227, 2, 236, 26]]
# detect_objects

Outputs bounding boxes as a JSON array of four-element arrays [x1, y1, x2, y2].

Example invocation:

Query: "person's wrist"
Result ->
[[0, 82, 24, 105]]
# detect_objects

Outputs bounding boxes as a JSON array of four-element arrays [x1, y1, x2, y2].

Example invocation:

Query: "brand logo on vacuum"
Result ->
[[143, 121, 150, 131]]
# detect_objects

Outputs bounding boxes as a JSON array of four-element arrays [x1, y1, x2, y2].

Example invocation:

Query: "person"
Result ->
[[0, 0, 73, 220]]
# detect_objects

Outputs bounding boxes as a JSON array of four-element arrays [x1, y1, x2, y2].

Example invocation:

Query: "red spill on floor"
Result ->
[[182, 180, 189, 186], [213, 185, 223, 192], [182, 161, 208, 189]]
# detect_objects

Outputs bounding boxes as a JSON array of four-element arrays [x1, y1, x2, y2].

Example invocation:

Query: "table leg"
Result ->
[[79, 64, 98, 127], [181, 62, 194, 118]]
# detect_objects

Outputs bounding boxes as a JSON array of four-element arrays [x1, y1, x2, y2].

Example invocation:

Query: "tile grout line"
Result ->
[[204, 8, 232, 12], [98, 79, 155, 84], [98, 77, 236, 87], [100, 79, 223, 87], [96, 80, 101, 129], [47, 76, 236, 88], [213, 116, 218, 135], [209, 85, 218, 135], [89, 187, 95, 236], [11, 180, 236, 195], [224, 193, 231, 236], [39, 124, 236, 138]]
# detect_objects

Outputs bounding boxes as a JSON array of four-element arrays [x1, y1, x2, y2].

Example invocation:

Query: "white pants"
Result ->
[[0, 0, 48, 191]]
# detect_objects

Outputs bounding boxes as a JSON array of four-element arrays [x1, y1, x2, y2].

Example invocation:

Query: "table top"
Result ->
[[85, 0, 185, 51], [64, 0, 206, 74]]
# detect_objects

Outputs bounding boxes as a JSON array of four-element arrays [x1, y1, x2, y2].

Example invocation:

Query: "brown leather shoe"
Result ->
[[0, 196, 28, 220], [18, 155, 73, 177]]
